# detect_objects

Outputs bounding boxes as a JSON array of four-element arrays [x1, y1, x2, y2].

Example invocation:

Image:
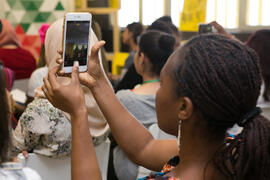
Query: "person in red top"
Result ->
[[0, 19, 36, 79]]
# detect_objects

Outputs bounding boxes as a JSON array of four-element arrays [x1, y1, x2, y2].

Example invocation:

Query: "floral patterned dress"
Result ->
[[12, 98, 72, 157], [139, 156, 180, 180]]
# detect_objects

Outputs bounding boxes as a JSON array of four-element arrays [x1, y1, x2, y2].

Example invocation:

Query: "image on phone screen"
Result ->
[[64, 21, 90, 67]]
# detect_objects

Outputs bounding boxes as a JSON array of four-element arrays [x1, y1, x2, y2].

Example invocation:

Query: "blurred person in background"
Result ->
[[114, 30, 175, 180], [0, 19, 36, 79], [0, 62, 41, 180]]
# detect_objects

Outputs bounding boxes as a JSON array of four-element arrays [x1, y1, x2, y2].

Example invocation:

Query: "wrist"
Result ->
[[88, 75, 109, 92], [70, 107, 88, 119]]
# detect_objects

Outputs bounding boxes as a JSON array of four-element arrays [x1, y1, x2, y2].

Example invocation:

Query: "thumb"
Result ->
[[71, 61, 80, 84], [89, 41, 106, 62]]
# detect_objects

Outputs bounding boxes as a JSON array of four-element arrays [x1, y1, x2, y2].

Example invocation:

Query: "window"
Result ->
[[118, 0, 164, 27], [119, 0, 242, 29], [247, 0, 270, 26], [118, 0, 139, 27], [171, 0, 184, 27], [206, 0, 238, 29], [142, 0, 163, 25]]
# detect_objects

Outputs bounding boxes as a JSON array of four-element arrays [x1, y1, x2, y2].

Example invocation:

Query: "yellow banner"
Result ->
[[179, 0, 207, 32], [110, 0, 120, 9]]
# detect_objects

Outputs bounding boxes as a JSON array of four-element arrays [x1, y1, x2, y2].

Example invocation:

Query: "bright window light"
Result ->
[[247, 0, 260, 26], [206, 0, 215, 23], [226, 0, 237, 28], [261, 0, 270, 26], [206, 0, 238, 28], [142, 0, 163, 25], [171, 0, 184, 27], [216, 0, 226, 26], [118, 0, 139, 27]]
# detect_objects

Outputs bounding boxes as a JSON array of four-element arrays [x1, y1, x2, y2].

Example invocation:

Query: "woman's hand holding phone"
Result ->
[[44, 43, 105, 180], [44, 40, 107, 117], [209, 21, 243, 44], [57, 41, 107, 89], [209, 21, 233, 39], [42, 61, 87, 118]]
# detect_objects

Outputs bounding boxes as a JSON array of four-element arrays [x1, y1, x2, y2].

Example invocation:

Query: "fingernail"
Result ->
[[74, 61, 79, 67]]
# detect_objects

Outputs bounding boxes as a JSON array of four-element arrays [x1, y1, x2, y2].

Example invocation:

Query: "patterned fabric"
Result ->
[[12, 98, 71, 157], [140, 135, 237, 180], [12, 98, 108, 157], [0, 162, 41, 180], [139, 156, 180, 180]]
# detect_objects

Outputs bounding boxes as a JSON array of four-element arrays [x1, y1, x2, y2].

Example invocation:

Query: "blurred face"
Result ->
[[156, 55, 180, 136], [122, 28, 132, 45]]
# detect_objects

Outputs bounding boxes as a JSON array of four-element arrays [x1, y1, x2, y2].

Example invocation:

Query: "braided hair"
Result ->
[[172, 34, 270, 179]]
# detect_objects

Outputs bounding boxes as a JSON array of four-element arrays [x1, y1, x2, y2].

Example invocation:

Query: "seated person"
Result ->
[[0, 19, 36, 79], [114, 30, 175, 179], [45, 34, 270, 179], [110, 22, 144, 86], [115, 19, 178, 92], [156, 16, 181, 48], [121, 22, 144, 73], [0, 64, 41, 180], [246, 29, 270, 104], [12, 19, 109, 157]]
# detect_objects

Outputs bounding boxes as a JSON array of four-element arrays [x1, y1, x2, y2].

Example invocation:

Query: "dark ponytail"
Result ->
[[172, 34, 270, 179], [139, 30, 175, 76], [214, 116, 270, 179], [0, 62, 10, 165]]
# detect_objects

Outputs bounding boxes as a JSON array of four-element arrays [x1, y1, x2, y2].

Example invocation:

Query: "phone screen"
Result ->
[[198, 24, 213, 34], [64, 21, 90, 67]]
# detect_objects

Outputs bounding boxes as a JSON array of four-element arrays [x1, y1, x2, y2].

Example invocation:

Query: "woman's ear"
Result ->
[[138, 52, 145, 65], [177, 97, 193, 120]]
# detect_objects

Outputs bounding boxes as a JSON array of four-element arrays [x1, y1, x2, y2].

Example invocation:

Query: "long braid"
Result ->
[[213, 116, 270, 179], [172, 34, 270, 179]]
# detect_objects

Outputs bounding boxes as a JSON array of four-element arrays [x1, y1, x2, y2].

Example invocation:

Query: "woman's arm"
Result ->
[[77, 42, 178, 171], [92, 76, 178, 171], [43, 63, 101, 180], [70, 109, 101, 180]]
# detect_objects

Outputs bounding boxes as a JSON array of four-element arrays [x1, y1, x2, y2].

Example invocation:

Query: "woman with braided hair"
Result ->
[[43, 34, 270, 179]]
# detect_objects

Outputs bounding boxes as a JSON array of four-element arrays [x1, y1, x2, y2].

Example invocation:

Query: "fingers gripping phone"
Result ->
[[62, 13, 92, 73]]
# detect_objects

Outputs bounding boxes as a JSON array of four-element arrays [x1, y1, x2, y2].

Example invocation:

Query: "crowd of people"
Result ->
[[0, 13, 270, 180]]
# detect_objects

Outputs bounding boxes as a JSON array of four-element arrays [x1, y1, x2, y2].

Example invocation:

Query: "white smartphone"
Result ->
[[62, 12, 92, 73]]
